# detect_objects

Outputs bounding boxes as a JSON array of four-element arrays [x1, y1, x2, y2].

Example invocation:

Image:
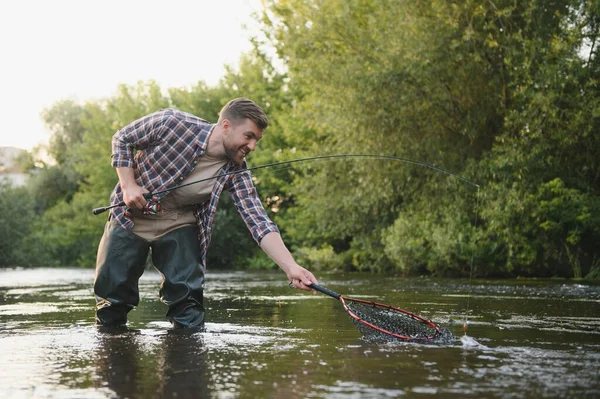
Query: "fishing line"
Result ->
[[92, 153, 480, 215], [463, 186, 480, 337]]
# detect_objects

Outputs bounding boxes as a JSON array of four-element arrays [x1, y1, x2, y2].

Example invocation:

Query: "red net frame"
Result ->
[[339, 296, 441, 341]]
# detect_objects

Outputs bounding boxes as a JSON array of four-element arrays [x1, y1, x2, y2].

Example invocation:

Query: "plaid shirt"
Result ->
[[109, 108, 279, 268]]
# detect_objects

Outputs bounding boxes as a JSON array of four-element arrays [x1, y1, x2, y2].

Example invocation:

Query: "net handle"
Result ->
[[309, 283, 341, 300]]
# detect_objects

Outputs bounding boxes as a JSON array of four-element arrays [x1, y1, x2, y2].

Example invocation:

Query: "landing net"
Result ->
[[341, 297, 453, 343]]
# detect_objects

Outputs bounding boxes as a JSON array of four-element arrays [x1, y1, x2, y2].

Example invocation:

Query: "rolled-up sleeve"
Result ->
[[111, 109, 172, 168], [228, 169, 279, 244]]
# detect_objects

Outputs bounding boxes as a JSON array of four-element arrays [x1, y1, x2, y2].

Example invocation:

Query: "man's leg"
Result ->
[[151, 226, 205, 328], [94, 221, 150, 326]]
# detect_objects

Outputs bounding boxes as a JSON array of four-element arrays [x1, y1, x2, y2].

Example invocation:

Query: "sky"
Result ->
[[0, 0, 263, 151]]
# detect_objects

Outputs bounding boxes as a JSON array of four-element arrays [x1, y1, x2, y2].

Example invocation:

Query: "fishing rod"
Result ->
[[92, 153, 479, 215]]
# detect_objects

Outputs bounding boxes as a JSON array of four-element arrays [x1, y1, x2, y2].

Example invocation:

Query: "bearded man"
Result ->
[[94, 98, 317, 328]]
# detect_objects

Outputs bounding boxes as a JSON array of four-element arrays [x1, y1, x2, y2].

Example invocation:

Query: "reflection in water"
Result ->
[[95, 327, 209, 398], [161, 329, 209, 398], [95, 328, 142, 398]]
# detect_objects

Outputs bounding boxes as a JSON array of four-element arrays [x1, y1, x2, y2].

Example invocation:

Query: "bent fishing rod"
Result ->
[[92, 153, 479, 215]]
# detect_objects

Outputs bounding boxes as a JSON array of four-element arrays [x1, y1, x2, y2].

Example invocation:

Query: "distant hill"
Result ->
[[0, 147, 28, 186]]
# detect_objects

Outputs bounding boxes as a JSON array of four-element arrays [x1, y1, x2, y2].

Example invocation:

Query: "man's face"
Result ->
[[222, 118, 263, 165]]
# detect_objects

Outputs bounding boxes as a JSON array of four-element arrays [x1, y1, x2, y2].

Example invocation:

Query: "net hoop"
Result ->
[[339, 296, 441, 341]]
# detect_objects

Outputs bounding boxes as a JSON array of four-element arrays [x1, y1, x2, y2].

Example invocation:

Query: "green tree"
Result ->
[[21, 100, 89, 214], [475, 0, 600, 277], [0, 182, 37, 266], [261, 0, 600, 276]]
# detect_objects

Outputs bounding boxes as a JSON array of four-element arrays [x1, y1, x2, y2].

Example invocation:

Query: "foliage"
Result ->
[[259, 0, 600, 277], [294, 244, 347, 272], [0, 182, 37, 266]]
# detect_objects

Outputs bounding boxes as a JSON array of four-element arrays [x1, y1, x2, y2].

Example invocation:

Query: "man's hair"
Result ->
[[218, 98, 268, 130]]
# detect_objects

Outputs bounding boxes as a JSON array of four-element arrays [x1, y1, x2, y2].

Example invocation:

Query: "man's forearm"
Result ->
[[259, 232, 297, 272], [260, 231, 317, 291], [116, 167, 137, 189]]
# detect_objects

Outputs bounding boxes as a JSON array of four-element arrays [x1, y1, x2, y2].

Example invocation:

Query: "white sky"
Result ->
[[0, 0, 263, 150]]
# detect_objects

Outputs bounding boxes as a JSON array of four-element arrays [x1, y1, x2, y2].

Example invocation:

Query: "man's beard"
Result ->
[[224, 145, 244, 166]]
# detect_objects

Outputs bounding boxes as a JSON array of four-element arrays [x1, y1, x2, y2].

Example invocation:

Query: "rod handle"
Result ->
[[92, 193, 154, 215], [92, 201, 126, 215], [92, 207, 108, 215], [309, 283, 341, 300]]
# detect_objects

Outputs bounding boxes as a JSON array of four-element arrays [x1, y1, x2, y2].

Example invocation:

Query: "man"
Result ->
[[94, 98, 317, 328]]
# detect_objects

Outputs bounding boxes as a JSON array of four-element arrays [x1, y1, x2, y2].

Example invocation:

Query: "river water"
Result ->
[[0, 268, 598, 398]]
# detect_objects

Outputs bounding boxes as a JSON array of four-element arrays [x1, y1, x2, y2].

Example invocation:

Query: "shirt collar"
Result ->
[[198, 123, 216, 153]]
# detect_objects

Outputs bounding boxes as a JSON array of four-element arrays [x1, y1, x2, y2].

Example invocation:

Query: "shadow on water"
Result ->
[[1, 268, 599, 398]]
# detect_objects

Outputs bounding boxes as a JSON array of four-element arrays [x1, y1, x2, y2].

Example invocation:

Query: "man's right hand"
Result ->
[[116, 167, 149, 210], [122, 184, 149, 210]]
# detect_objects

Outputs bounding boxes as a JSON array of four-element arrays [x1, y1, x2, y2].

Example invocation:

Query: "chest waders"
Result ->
[[94, 221, 205, 328]]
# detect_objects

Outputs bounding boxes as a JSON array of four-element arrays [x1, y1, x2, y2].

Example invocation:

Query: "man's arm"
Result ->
[[111, 110, 173, 210], [260, 232, 318, 291], [111, 109, 171, 169]]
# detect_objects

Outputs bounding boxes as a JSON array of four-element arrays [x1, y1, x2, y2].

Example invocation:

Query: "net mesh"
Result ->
[[344, 299, 454, 343]]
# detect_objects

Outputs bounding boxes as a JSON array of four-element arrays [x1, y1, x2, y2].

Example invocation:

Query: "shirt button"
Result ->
[[179, 177, 184, 180]]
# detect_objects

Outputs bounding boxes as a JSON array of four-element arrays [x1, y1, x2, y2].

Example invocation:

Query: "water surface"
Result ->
[[0, 268, 598, 398]]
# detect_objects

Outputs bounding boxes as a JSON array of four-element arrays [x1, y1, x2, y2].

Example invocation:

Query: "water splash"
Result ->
[[460, 334, 488, 349]]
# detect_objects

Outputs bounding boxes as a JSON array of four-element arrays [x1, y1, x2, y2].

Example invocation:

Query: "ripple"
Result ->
[[310, 381, 406, 398], [0, 303, 60, 316]]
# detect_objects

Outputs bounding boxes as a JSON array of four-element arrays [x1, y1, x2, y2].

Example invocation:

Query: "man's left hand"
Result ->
[[286, 264, 318, 291]]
